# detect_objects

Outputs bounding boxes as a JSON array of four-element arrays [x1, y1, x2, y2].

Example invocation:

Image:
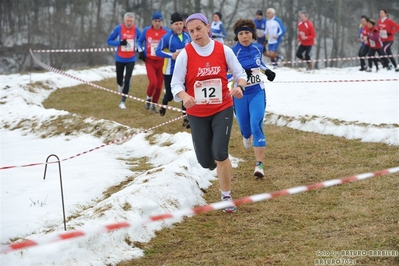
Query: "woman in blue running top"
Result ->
[[155, 12, 191, 127], [230, 19, 276, 179]]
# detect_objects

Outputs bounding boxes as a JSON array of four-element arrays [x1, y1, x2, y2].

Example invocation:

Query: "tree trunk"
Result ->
[[194, 0, 201, 13]]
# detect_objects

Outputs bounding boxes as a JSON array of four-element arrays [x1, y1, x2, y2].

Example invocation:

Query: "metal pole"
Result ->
[[43, 154, 67, 231]]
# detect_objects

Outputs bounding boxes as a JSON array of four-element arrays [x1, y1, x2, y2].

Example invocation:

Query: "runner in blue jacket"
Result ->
[[253, 10, 267, 54], [230, 18, 276, 179], [155, 12, 191, 123]]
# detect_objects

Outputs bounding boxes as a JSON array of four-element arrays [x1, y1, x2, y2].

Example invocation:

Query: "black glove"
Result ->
[[120, 39, 127, 46], [139, 51, 146, 62], [265, 69, 276, 81], [244, 68, 253, 79]]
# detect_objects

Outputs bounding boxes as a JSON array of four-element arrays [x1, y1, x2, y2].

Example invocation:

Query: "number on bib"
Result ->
[[150, 41, 159, 56], [121, 39, 135, 52], [380, 30, 387, 39], [194, 78, 223, 104], [246, 68, 262, 85]]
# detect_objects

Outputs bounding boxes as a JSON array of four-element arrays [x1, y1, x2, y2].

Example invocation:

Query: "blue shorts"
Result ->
[[267, 43, 279, 52]]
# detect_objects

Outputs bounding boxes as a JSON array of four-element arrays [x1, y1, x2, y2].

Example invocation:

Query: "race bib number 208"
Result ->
[[247, 68, 262, 85]]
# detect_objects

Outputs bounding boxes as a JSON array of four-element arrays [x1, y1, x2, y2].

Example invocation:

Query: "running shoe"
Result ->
[[119, 102, 126, 109], [222, 196, 237, 213], [254, 163, 264, 179], [145, 100, 151, 110], [150, 105, 158, 113], [159, 107, 166, 116]]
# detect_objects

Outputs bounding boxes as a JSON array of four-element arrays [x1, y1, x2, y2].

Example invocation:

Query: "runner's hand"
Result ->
[[139, 51, 146, 62], [181, 93, 196, 109], [265, 69, 276, 81], [244, 69, 252, 79], [231, 87, 243, 99]]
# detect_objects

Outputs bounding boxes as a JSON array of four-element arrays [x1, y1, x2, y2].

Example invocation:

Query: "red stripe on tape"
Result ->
[[9, 240, 38, 250], [59, 231, 85, 240], [150, 213, 174, 221], [307, 183, 325, 190], [106, 222, 131, 231]]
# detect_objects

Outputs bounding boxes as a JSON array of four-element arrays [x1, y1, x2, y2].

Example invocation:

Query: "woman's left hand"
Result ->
[[231, 87, 243, 99]]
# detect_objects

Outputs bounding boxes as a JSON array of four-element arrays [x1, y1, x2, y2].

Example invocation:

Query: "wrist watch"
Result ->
[[237, 85, 245, 93]]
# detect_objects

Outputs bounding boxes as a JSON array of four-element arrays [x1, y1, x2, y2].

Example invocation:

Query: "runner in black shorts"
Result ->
[[188, 107, 233, 170], [171, 13, 247, 213]]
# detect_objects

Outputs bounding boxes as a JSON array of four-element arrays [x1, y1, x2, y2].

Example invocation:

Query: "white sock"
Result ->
[[221, 190, 231, 199], [146, 96, 152, 101]]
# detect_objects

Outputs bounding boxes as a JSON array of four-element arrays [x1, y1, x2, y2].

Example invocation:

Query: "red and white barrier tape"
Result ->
[[273, 78, 398, 83], [32, 47, 117, 53], [1, 50, 186, 171], [28, 49, 184, 114], [2, 49, 393, 171], [1, 166, 398, 254], [0, 115, 186, 171], [31, 47, 398, 65], [30, 48, 397, 94], [281, 54, 399, 65]]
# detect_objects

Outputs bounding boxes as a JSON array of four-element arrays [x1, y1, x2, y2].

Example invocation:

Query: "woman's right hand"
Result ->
[[181, 93, 196, 109]]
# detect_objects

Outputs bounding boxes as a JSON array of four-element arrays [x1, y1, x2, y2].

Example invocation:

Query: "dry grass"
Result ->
[[43, 73, 399, 266]]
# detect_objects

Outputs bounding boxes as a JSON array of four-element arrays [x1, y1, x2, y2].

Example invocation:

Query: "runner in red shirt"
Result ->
[[358, 15, 370, 71], [365, 19, 389, 72], [171, 13, 247, 213], [378, 9, 399, 71], [137, 11, 169, 113], [296, 12, 316, 70]]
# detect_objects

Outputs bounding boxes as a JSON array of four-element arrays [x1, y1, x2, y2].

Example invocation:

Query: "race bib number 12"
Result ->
[[194, 78, 223, 104]]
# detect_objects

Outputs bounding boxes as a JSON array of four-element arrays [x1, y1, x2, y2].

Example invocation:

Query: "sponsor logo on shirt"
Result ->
[[197, 62, 221, 77]]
